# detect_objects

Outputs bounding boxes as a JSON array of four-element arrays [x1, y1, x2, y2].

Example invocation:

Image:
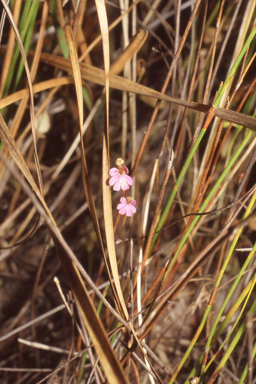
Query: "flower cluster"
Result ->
[[117, 196, 136, 217], [109, 158, 136, 217]]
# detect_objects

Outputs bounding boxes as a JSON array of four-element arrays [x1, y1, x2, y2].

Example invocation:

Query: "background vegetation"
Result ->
[[0, 0, 256, 383]]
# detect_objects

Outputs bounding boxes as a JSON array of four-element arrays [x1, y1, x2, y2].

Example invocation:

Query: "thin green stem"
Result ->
[[13, 0, 39, 90], [209, 297, 256, 382], [149, 127, 207, 254], [214, 23, 256, 106], [205, 274, 256, 373], [199, 189, 256, 379], [168, 128, 253, 384], [168, 130, 252, 276], [238, 332, 256, 384], [149, 23, 256, 258], [3, 0, 34, 97]]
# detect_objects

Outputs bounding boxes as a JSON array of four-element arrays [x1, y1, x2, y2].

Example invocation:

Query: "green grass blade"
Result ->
[[199, 190, 256, 379], [13, 0, 40, 90], [149, 22, 256, 258], [167, 130, 252, 276], [214, 23, 256, 106], [238, 336, 256, 384], [149, 126, 207, 254], [210, 298, 256, 382], [3, 0, 33, 97], [167, 129, 253, 383], [204, 274, 256, 374], [48, 0, 69, 58]]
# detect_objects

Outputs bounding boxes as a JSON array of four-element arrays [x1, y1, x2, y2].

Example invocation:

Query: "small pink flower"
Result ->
[[109, 158, 133, 191], [117, 197, 136, 217]]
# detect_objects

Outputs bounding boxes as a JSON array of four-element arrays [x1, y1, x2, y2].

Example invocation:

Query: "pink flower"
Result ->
[[109, 167, 133, 191], [117, 197, 136, 217]]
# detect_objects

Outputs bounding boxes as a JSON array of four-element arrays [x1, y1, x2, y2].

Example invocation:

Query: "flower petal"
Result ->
[[109, 167, 118, 176], [125, 208, 132, 217], [120, 179, 130, 191], [122, 174, 133, 186], [118, 206, 127, 215], [122, 167, 129, 174], [109, 174, 119, 186], [116, 197, 136, 217], [113, 179, 121, 191], [117, 203, 125, 210]]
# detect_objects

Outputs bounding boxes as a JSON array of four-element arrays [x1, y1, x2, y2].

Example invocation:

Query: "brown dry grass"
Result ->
[[0, 1, 256, 384]]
